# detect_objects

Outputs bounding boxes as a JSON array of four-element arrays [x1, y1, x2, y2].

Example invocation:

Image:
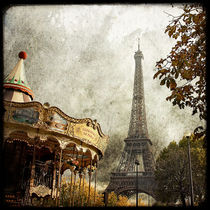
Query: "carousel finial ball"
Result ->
[[18, 51, 27, 59]]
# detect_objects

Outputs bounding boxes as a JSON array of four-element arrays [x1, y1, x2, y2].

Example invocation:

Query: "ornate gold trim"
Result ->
[[4, 100, 109, 156], [30, 185, 51, 197]]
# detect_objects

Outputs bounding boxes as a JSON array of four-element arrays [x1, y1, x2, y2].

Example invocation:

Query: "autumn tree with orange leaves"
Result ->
[[153, 4, 206, 137], [59, 177, 132, 207], [30, 176, 144, 207]]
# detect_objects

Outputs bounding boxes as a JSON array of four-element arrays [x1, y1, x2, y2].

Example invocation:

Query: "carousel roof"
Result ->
[[3, 100, 109, 165], [3, 51, 109, 168], [3, 51, 34, 100]]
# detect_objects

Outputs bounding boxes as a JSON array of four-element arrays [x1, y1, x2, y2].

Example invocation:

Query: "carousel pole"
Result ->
[[81, 161, 86, 207], [69, 145, 76, 207], [72, 170, 77, 206], [29, 141, 36, 204], [55, 148, 63, 207], [88, 159, 92, 206], [78, 153, 84, 206], [58, 167, 63, 207], [72, 148, 79, 207], [69, 170, 73, 206], [51, 151, 57, 198], [94, 162, 97, 205], [78, 173, 82, 206]]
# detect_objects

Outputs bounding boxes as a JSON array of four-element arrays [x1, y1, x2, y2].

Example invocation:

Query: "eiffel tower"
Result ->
[[105, 40, 156, 199]]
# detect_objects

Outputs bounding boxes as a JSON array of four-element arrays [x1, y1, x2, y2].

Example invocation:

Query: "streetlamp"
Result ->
[[135, 159, 140, 207], [185, 133, 194, 206]]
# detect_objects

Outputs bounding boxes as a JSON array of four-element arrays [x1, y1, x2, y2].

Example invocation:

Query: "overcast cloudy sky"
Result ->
[[3, 4, 205, 186]]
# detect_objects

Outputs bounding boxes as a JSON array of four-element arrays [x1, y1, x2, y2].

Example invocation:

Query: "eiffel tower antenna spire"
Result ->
[[138, 37, 140, 51]]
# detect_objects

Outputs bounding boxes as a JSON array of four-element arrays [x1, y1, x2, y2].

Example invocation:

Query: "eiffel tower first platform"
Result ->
[[105, 41, 156, 199]]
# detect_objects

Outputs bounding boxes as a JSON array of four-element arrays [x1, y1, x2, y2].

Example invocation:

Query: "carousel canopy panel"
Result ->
[[3, 100, 109, 164]]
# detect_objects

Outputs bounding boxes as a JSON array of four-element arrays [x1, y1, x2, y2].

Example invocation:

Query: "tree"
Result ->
[[179, 135, 206, 205], [116, 195, 132, 206], [154, 134, 206, 206], [59, 177, 131, 207], [106, 191, 132, 207], [137, 197, 146, 206], [155, 141, 189, 206], [153, 4, 206, 136], [60, 176, 104, 207], [107, 191, 118, 206]]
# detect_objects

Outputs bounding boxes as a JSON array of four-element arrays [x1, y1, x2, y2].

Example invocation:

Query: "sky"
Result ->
[[3, 4, 205, 188]]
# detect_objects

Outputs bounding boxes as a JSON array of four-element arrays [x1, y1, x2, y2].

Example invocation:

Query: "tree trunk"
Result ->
[[180, 192, 186, 207]]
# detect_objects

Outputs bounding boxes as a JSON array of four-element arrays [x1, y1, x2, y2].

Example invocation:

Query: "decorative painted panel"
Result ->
[[74, 123, 100, 145], [12, 107, 39, 125], [4, 100, 109, 156], [48, 112, 67, 133]]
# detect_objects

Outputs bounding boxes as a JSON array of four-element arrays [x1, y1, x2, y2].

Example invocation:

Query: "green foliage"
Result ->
[[155, 133, 206, 206], [153, 4, 206, 122]]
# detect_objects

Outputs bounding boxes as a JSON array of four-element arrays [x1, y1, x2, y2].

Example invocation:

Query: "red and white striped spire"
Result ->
[[3, 51, 34, 102]]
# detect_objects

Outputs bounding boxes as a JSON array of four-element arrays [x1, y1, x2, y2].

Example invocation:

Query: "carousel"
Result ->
[[2, 51, 109, 207]]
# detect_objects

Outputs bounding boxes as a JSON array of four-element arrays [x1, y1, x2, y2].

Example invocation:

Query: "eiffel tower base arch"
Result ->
[[105, 172, 157, 200]]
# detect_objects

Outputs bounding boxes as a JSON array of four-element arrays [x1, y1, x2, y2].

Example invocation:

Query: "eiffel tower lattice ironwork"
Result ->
[[105, 40, 156, 199]]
